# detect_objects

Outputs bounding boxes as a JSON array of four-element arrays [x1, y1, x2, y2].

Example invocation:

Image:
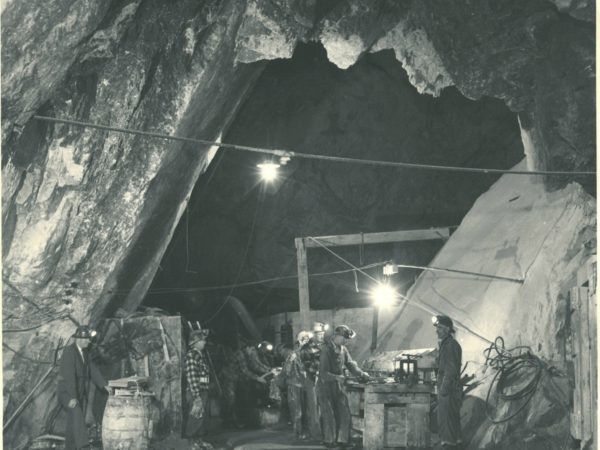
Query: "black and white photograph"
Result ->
[[1, 1, 596, 449]]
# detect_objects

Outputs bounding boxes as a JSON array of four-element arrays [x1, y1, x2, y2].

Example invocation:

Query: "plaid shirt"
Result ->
[[185, 348, 210, 398]]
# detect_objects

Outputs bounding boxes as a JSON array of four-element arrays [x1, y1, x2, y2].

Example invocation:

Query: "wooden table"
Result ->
[[347, 382, 434, 449]]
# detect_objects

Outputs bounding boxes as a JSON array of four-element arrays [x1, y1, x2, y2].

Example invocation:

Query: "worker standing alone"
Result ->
[[184, 329, 214, 449], [317, 325, 370, 449], [57, 325, 109, 450], [433, 315, 463, 449]]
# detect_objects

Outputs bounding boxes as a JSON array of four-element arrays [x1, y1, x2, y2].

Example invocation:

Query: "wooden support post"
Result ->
[[371, 306, 379, 351], [295, 237, 310, 331]]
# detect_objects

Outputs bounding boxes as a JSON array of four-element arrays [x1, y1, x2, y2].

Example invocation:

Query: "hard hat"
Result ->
[[189, 329, 209, 345], [333, 325, 356, 339], [73, 325, 97, 340], [432, 315, 455, 332], [296, 331, 313, 346], [312, 322, 329, 333], [258, 341, 274, 352]]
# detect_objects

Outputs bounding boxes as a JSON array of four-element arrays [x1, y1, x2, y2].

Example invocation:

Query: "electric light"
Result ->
[[383, 263, 397, 276], [371, 283, 398, 307], [257, 162, 280, 182]]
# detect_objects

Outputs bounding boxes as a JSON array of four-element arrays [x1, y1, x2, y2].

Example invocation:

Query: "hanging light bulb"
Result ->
[[257, 161, 280, 182], [383, 262, 398, 276], [371, 282, 398, 307]]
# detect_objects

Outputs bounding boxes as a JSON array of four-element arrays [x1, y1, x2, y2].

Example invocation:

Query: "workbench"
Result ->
[[347, 382, 434, 449]]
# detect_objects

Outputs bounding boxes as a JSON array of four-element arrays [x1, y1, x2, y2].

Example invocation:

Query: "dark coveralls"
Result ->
[[316, 339, 364, 446], [221, 348, 264, 426], [57, 343, 107, 450], [184, 347, 211, 438], [244, 346, 272, 406], [299, 338, 323, 439], [283, 349, 306, 437], [437, 334, 463, 446]]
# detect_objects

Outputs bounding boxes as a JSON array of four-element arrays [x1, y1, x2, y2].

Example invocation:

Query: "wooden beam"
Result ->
[[295, 238, 310, 331], [371, 306, 379, 351], [304, 227, 451, 248]]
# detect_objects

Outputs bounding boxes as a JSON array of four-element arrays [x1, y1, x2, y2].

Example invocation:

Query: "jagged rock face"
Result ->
[[2, 0, 268, 446], [361, 161, 596, 364], [1, 0, 595, 446], [150, 45, 524, 315]]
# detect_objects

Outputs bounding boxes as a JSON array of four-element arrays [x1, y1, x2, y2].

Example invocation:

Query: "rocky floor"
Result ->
[[150, 425, 336, 450]]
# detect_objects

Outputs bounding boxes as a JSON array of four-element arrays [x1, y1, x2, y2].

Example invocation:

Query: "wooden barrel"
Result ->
[[102, 394, 159, 450]]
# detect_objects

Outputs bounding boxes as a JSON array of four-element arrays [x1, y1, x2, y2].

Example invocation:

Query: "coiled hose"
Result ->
[[484, 336, 545, 424]]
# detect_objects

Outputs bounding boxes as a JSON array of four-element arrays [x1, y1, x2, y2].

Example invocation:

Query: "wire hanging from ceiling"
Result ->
[[32, 115, 596, 176]]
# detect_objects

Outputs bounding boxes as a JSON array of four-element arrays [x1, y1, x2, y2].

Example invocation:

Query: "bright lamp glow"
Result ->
[[257, 162, 280, 182], [371, 283, 398, 307], [383, 263, 397, 276]]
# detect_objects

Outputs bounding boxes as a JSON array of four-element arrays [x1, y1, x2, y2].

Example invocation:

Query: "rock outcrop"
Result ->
[[1, 0, 594, 446], [366, 160, 595, 363]]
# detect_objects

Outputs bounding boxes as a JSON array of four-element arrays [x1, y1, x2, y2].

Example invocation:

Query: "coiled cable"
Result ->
[[484, 337, 545, 424]]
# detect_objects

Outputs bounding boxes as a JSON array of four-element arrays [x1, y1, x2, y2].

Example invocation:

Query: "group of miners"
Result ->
[[182, 316, 463, 450], [56, 314, 462, 450], [279, 322, 372, 448]]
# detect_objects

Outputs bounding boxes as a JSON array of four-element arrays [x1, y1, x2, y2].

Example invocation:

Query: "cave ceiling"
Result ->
[[0, 0, 595, 444]]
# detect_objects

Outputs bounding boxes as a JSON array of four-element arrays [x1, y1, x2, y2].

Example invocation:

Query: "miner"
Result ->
[[284, 331, 312, 439], [317, 325, 370, 448], [57, 325, 109, 450], [184, 329, 213, 446], [300, 321, 328, 438], [245, 340, 277, 407], [221, 341, 273, 427], [433, 315, 463, 449]]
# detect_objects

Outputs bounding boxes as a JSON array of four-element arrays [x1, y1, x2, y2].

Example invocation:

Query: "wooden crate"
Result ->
[[347, 384, 365, 432], [363, 384, 433, 450]]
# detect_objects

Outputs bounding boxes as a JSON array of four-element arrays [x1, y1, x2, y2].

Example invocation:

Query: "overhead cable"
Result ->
[[113, 262, 387, 295], [394, 263, 524, 283], [308, 236, 493, 345], [33, 115, 596, 176]]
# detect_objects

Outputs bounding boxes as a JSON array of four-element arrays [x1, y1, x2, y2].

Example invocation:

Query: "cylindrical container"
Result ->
[[102, 393, 159, 450]]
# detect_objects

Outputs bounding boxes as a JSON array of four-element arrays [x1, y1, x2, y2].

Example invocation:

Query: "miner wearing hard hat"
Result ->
[[300, 321, 329, 439], [317, 325, 370, 448], [184, 328, 213, 445], [57, 325, 109, 450], [284, 331, 312, 439], [433, 315, 463, 449]]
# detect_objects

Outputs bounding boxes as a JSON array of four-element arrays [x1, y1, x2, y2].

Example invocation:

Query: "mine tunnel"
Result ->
[[1, 1, 596, 450]]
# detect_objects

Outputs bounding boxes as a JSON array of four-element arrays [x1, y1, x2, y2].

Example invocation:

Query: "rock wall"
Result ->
[[2, 0, 271, 446], [1, 0, 594, 445], [150, 45, 524, 314], [359, 160, 596, 366]]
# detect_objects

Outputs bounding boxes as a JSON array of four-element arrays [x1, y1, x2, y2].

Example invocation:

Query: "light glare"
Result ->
[[371, 283, 398, 307], [257, 162, 280, 182]]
